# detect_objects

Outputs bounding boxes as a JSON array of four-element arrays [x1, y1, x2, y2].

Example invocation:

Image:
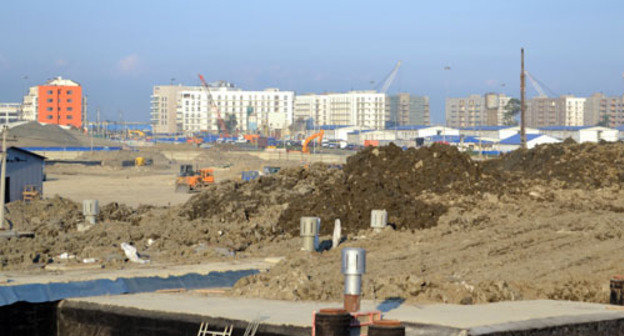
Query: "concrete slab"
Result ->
[[64, 293, 624, 335]]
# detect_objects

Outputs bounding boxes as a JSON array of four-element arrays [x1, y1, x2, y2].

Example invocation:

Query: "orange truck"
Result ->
[[175, 165, 215, 193]]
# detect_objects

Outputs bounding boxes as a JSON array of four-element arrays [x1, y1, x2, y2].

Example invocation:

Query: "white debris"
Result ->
[[332, 219, 342, 249], [57, 252, 76, 260], [121, 242, 149, 264], [82, 258, 97, 264]]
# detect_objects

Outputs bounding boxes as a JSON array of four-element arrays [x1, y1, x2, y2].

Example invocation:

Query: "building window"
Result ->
[[67, 107, 73, 111], [46, 107, 53, 111], [47, 115, 53, 120], [67, 115, 73, 119], [67, 99, 73, 103], [47, 98, 53, 103], [47, 90, 53, 94], [67, 90, 73, 95]]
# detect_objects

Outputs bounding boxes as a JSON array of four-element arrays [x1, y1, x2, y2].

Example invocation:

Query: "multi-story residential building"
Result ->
[[171, 82, 294, 134], [0, 103, 21, 124], [21, 86, 38, 121], [294, 91, 387, 129], [20, 77, 84, 128], [484, 93, 512, 126], [584, 93, 624, 126], [445, 94, 484, 128], [446, 93, 511, 128], [526, 95, 586, 128], [387, 93, 430, 126], [150, 85, 198, 134]]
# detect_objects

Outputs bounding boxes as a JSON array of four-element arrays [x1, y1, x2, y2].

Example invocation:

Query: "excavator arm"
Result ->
[[302, 130, 324, 154]]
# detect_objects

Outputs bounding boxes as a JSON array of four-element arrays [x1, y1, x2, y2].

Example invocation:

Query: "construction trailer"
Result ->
[[2, 147, 45, 203]]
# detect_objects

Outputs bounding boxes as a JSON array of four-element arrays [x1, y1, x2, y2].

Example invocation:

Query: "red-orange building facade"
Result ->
[[37, 84, 82, 128]]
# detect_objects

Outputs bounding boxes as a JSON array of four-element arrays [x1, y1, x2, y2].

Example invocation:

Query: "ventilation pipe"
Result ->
[[370, 210, 387, 232], [83, 200, 99, 225], [300, 217, 320, 252], [342, 247, 366, 312]]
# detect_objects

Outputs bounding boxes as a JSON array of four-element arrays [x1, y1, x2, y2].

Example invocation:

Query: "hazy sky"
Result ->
[[1, 0, 623, 124]]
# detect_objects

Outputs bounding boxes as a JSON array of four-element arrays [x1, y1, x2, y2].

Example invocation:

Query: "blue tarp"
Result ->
[[0, 269, 258, 306]]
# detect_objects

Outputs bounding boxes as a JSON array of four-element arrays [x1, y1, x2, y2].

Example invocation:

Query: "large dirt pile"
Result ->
[[279, 143, 500, 234], [9, 122, 117, 147], [183, 144, 469, 236], [485, 141, 624, 188]]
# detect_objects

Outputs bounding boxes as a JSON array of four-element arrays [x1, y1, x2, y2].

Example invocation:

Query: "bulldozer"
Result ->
[[175, 164, 215, 193]]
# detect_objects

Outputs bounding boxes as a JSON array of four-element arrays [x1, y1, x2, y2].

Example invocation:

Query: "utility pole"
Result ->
[[0, 120, 8, 230], [520, 48, 527, 149]]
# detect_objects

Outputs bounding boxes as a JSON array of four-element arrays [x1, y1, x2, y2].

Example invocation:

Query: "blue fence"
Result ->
[[20, 146, 123, 152]]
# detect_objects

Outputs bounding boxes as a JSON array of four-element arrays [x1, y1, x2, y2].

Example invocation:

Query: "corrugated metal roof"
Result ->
[[425, 135, 493, 144], [386, 125, 432, 131], [458, 126, 509, 131]]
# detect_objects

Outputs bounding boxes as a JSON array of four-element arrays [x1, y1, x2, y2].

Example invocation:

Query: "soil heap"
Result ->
[[485, 141, 624, 188]]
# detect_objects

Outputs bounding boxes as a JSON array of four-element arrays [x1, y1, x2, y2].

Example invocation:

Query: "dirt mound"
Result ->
[[345, 143, 484, 194], [278, 144, 490, 235], [78, 149, 171, 168], [485, 141, 624, 188], [9, 122, 117, 147]]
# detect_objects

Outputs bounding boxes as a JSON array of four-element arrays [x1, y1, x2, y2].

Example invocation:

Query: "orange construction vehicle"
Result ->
[[175, 165, 215, 193], [302, 130, 324, 154]]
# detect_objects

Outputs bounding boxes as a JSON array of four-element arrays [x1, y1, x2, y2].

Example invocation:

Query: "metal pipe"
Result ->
[[370, 210, 387, 232], [300, 217, 320, 252], [83, 199, 99, 225], [342, 247, 366, 312]]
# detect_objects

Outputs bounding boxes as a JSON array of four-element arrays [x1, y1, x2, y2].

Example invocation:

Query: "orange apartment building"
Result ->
[[36, 77, 82, 128]]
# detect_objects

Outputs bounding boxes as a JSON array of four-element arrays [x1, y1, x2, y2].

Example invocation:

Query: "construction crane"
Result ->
[[198, 74, 227, 136], [524, 71, 548, 98], [377, 61, 402, 93]]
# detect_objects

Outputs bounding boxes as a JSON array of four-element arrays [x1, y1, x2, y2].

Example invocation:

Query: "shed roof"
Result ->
[[499, 134, 545, 145], [5, 147, 46, 160]]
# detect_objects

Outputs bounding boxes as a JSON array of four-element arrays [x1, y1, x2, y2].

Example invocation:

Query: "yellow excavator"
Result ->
[[302, 130, 324, 154]]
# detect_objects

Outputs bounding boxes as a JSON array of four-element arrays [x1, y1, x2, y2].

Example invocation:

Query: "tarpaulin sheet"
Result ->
[[0, 269, 258, 307]]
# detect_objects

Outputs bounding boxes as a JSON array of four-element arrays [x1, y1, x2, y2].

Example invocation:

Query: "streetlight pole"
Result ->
[[0, 122, 8, 230]]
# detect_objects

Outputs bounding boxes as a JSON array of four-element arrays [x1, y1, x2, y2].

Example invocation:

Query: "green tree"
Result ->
[[597, 114, 610, 127], [224, 114, 238, 134], [502, 98, 521, 126]]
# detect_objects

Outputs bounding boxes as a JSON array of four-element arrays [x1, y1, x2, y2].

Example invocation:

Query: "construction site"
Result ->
[[3, 118, 624, 335]]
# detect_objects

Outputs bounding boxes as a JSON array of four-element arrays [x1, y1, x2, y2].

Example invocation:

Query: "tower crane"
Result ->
[[198, 74, 227, 136], [524, 71, 548, 98], [377, 61, 402, 93]]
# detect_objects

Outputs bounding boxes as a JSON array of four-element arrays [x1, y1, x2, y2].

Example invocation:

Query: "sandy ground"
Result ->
[[44, 169, 192, 207]]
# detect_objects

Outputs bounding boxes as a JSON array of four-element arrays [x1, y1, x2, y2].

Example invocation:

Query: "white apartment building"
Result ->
[[0, 103, 21, 124], [294, 91, 387, 129], [21, 86, 38, 121], [176, 84, 294, 134]]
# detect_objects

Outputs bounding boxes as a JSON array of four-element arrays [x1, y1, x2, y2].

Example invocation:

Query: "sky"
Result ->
[[1, 0, 623, 124]]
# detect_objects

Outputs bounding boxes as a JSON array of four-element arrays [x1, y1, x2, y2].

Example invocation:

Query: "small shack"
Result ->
[[3, 147, 45, 203]]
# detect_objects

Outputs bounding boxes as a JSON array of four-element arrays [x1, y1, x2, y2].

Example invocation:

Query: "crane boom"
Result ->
[[379, 61, 402, 93], [198, 74, 227, 135], [524, 71, 547, 98]]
